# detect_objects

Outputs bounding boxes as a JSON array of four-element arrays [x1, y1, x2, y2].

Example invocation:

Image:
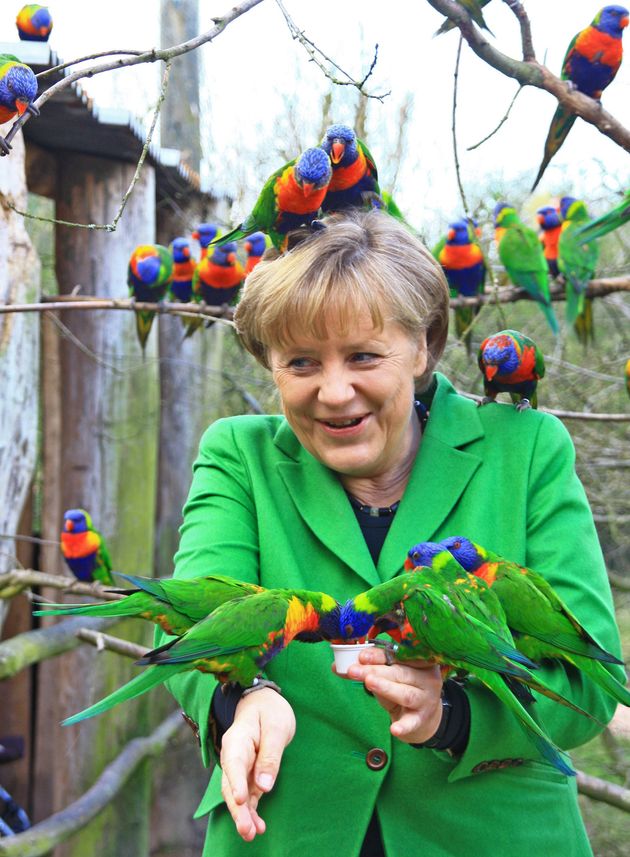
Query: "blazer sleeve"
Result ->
[[448, 413, 626, 782], [157, 418, 261, 768]]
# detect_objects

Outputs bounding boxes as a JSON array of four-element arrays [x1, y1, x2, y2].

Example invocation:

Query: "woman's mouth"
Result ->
[[317, 415, 368, 434]]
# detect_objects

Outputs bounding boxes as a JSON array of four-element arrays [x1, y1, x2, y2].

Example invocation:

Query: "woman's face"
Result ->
[[269, 311, 427, 480]]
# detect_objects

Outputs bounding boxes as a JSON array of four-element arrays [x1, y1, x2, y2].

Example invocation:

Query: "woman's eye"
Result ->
[[287, 357, 313, 369], [351, 352, 378, 363]]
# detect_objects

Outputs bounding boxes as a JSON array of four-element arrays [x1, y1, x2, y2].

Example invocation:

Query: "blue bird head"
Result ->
[[404, 540, 444, 569], [30, 6, 53, 29], [63, 509, 91, 533], [193, 223, 219, 248], [295, 148, 332, 195], [594, 6, 629, 37], [244, 232, 266, 257], [0, 64, 38, 113], [559, 196, 578, 220], [536, 205, 562, 230], [321, 124, 358, 166], [135, 252, 162, 284], [439, 536, 483, 572], [210, 242, 238, 266], [480, 332, 520, 376], [171, 237, 191, 263], [321, 599, 375, 641], [492, 201, 512, 225], [446, 219, 472, 246]]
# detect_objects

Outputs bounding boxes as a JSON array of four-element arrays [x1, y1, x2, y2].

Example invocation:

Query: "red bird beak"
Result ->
[[331, 141, 345, 164], [302, 182, 315, 196], [227, 252, 236, 264], [403, 557, 414, 571], [244, 241, 251, 253], [621, 16, 629, 28], [192, 231, 199, 240], [447, 229, 455, 241], [537, 214, 544, 224], [65, 520, 74, 532], [15, 99, 29, 116], [485, 365, 498, 381]]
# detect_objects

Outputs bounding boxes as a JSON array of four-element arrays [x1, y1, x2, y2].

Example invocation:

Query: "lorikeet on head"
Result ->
[[244, 231, 267, 276], [434, 0, 493, 36], [16, 4, 53, 41], [531, 5, 628, 191], [494, 205, 559, 334], [169, 237, 196, 303], [35, 572, 265, 638], [433, 536, 630, 709], [127, 244, 173, 352], [437, 218, 486, 356], [557, 197, 599, 346], [574, 187, 630, 244], [62, 588, 339, 726], [478, 329, 545, 410], [536, 205, 563, 278], [192, 223, 219, 259], [0, 55, 39, 154], [319, 124, 382, 213], [210, 148, 332, 252], [60, 509, 114, 586]]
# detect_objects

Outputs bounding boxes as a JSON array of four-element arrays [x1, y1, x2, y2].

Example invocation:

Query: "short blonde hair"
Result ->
[[234, 209, 450, 389]]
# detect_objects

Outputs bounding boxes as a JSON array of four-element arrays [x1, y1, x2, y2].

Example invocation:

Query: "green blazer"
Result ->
[[164, 374, 624, 857]]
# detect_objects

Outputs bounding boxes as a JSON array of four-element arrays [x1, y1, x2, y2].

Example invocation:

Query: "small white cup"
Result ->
[[330, 642, 373, 676]]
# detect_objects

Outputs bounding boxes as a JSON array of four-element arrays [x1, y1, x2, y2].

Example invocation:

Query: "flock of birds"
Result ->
[[44, 520, 630, 777]]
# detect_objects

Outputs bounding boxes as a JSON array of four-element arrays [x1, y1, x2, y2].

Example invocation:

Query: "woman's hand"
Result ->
[[219, 688, 296, 841], [344, 646, 444, 744]]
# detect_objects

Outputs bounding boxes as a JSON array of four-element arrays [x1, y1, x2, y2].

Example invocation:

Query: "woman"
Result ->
[[164, 210, 624, 856]]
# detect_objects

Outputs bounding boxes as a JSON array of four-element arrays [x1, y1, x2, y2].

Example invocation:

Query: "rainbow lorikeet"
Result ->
[[575, 187, 630, 243], [184, 242, 244, 338], [60, 509, 114, 586], [426, 536, 630, 709], [319, 124, 382, 213], [244, 231, 267, 276], [62, 588, 339, 726], [478, 329, 545, 410], [531, 5, 628, 192], [35, 572, 265, 637], [536, 205, 563, 278], [331, 575, 575, 775], [0, 55, 39, 154], [434, 0, 493, 35], [169, 237, 196, 302], [16, 4, 53, 41], [211, 148, 332, 251], [494, 205, 559, 335], [437, 219, 486, 356], [192, 223, 219, 260], [558, 196, 599, 346], [127, 244, 173, 352]]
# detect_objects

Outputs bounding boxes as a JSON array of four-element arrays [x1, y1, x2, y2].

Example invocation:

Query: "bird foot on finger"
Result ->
[[372, 639, 399, 665], [0, 136, 12, 156], [477, 396, 495, 408], [514, 398, 531, 412]]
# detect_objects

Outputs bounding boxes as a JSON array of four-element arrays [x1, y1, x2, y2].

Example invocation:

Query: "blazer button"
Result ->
[[366, 748, 388, 771]]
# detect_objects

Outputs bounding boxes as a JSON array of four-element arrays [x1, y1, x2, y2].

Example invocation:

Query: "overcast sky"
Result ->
[[2, 1, 628, 238]]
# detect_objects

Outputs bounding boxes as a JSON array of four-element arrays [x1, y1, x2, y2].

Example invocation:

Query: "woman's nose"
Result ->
[[317, 368, 354, 406]]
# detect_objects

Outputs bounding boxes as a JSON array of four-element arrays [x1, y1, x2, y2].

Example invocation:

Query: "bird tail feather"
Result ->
[[33, 599, 139, 619], [531, 107, 576, 192]]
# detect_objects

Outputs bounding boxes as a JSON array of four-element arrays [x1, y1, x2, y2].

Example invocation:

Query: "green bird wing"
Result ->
[[93, 531, 114, 585], [158, 574, 264, 619], [432, 234, 447, 263], [435, 0, 493, 35], [357, 139, 380, 185], [156, 245, 174, 290], [558, 222, 599, 303], [0, 53, 23, 65], [561, 33, 579, 80], [574, 190, 630, 244]]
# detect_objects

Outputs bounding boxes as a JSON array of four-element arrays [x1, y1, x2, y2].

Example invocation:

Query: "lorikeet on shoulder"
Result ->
[[437, 218, 486, 355], [192, 223, 219, 259], [536, 205, 563, 278], [211, 149, 332, 251], [0, 54, 39, 153], [16, 4, 53, 41], [60, 509, 114, 586], [531, 5, 628, 191], [478, 329, 545, 410], [557, 196, 599, 345], [127, 244, 173, 352], [575, 187, 630, 243], [319, 124, 382, 213]]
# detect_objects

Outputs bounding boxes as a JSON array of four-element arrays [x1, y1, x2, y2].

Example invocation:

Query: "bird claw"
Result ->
[[372, 639, 399, 665], [477, 396, 495, 407], [0, 136, 12, 156], [514, 398, 531, 412]]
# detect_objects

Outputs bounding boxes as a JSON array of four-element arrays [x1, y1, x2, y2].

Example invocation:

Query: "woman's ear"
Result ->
[[412, 332, 428, 379]]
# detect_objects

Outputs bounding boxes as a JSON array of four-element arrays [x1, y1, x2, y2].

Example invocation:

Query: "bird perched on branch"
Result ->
[[244, 231, 267, 275], [60, 509, 114, 586], [16, 4, 53, 41], [0, 55, 39, 154], [494, 204, 559, 334], [192, 223, 219, 259], [184, 242, 244, 338], [558, 196, 599, 346], [434, 0, 493, 36], [62, 587, 339, 725], [436, 219, 486, 355], [575, 187, 630, 243], [536, 205, 563, 278], [319, 124, 382, 213], [169, 237, 196, 303], [210, 148, 332, 251], [35, 572, 265, 637], [478, 329, 545, 410], [127, 244, 173, 352], [531, 5, 628, 192]]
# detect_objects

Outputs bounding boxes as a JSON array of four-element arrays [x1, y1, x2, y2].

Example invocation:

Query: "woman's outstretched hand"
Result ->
[[343, 646, 444, 743], [220, 688, 296, 841]]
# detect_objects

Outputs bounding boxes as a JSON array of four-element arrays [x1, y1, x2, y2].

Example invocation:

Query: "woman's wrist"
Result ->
[[411, 679, 470, 755]]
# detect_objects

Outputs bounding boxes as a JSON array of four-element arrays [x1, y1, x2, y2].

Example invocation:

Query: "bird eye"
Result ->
[[412, 552, 420, 562], [453, 541, 461, 549]]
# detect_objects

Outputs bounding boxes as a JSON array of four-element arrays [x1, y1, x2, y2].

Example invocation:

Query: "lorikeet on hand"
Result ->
[[495, 204, 559, 334], [211, 148, 332, 251], [60, 509, 114, 586], [434, 0, 493, 35], [0, 55, 39, 154], [531, 5, 628, 191], [434, 536, 630, 709], [536, 205, 563, 278], [575, 187, 630, 243], [319, 124, 382, 213], [127, 244, 173, 352], [244, 231, 267, 275], [558, 196, 599, 346], [437, 219, 486, 356], [62, 588, 339, 725], [16, 4, 53, 41], [35, 572, 265, 637], [478, 329, 545, 410], [192, 223, 219, 260], [332, 575, 575, 775], [169, 237, 197, 303]]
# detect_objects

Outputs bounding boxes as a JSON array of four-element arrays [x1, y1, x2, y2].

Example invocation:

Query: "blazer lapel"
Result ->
[[377, 375, 484, 581]]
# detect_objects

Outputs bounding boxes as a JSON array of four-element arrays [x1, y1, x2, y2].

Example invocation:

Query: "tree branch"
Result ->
[[452, 36, 469, 215], [0, 712, 184, 857], [466, 85, 523, 150], [577, 770, 630, 813], [36, 49, 147, 79], [502, 0, 535, 61], [457, 391, 630, 422], [76, 629, 149, 660], [0, 568, 124, 601]]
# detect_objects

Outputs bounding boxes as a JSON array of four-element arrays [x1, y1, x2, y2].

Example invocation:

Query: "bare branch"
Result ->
[[577, 770, 630, 813], [0, 568, 124, 601], [0, 712, 184, 857], [448, 276, 630, 307], [467, 85, 524, 150], [502, 0, 535, 61], [36, 49, 147, 79], [452, 36, 469, 215], [457, 391, 630, 422], [608, 571, 630, 591], [76, 629, 149, 660]]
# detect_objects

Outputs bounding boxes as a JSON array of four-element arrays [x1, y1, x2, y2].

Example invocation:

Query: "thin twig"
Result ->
[[452, 34, 469, 216], [46, 312, 124, 374], [274, 0, 390, 101], [36, 49, 147, 79], [0, 568, 124, 601], [577, 770, 630, 812], [76, 629, 149, 660], [0, 533, 60, 547], [467, 85, 524, 150], [502, 0, 536, 61]]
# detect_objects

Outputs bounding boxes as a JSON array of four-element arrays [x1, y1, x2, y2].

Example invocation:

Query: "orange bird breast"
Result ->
[[473, 561, 498, 587], [541, 225, 561, 260], [440, 243, 484, 270], [61, 530, 101, 559], [200, 261, 244, 289], [575, 28, 623, 68], [275, 167, 328, 215], [328, 150, 367, 192]]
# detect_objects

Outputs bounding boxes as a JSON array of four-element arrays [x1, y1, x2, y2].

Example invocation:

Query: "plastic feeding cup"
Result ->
[[330, 641, 373, 676]]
